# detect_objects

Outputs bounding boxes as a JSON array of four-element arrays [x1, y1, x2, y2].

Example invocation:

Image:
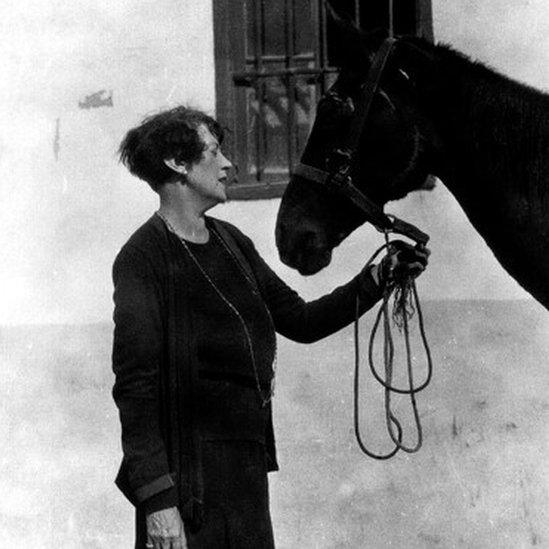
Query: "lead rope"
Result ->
[[353, 236, 433, 459]]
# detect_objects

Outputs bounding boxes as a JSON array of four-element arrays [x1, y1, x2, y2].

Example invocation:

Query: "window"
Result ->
[[213, 0, 433, 200]]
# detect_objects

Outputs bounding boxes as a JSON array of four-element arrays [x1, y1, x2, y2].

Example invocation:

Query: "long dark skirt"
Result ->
[[135, 440, 275, 548]]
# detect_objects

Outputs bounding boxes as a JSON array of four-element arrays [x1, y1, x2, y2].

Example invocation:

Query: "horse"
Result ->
[[275, 8, 549, 311]]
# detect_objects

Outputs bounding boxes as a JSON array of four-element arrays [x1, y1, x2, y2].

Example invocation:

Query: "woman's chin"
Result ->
[[203, 186, 227, 205], [216, 182, 228, 202]]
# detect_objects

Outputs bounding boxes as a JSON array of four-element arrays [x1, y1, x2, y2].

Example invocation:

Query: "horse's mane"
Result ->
[[428, 41, 549, 204], [435, 42, 549, 101]]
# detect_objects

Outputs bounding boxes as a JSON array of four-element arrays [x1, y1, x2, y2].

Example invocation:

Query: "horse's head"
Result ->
[[276, 6, 440, 275]]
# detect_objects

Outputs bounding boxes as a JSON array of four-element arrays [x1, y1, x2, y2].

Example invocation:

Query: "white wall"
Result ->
[[0, 0, 216, 324], [0, 1, 547, 320], [1, 3, 548, 547], [434, 0, 549, 90]]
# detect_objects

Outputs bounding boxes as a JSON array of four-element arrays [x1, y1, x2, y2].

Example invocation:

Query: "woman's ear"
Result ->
[[163, 158, 188, 175]]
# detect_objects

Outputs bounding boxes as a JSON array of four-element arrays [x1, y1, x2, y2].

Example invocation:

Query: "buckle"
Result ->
[[386, 214, 430, 245], [326, 148, 352, 190]]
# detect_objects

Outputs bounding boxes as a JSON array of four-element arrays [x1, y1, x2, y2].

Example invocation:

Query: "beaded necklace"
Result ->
[[157, 212, 276, 406]]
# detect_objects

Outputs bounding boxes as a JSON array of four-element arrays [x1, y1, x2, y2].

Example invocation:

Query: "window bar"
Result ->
[[253, 0, 265, 182], [311, 0, 320, 74], [416, 0, 434, 41], [311, 0, 324, 115], [388, 0, 394, 37], [285, 0, 296, 173], [318, 0, 329, 96], [245, 53, 315, 64], [354, 0, 361, 25], [234, 67, 337, 84], [231, 0, 251, 188]]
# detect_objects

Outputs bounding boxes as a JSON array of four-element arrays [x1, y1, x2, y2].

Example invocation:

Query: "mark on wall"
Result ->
[[520, 476, 541, 546], [451, 414, 460, 438], [78, 90, 113, 109], [417, 531, 442, 545], [53, 118, 60, 161]]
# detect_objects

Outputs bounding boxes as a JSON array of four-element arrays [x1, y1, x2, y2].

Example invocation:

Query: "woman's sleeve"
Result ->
[[111, 244, 178, 512], [236, 231, 383, 343]]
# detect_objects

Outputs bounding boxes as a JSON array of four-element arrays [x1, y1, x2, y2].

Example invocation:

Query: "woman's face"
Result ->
[[185, 124, 232, 204]]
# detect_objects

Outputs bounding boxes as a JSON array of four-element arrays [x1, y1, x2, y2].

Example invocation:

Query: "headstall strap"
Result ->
[[342, 37, 398, 160], [293, 163, 330, 186], [294, 35, 430, 247]]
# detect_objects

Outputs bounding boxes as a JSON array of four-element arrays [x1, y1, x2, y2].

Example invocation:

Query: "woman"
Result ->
[[112, 106, 429, 549]]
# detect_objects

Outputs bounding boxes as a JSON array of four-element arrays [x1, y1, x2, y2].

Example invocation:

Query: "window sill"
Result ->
[[227, 181, 288, 201]]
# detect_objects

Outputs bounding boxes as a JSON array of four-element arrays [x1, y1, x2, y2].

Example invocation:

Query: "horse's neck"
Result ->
[[420, 45, 549, 307], [425, 45, 549, 237]]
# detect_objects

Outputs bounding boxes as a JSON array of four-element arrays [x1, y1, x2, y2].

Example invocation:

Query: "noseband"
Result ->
[[294, 37, 429, 246]]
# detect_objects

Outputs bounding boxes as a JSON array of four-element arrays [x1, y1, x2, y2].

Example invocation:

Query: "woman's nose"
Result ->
[[220, 152, 232, 170]]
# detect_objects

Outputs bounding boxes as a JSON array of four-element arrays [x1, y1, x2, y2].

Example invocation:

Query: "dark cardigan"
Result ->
[[111, 214, 382, 531]]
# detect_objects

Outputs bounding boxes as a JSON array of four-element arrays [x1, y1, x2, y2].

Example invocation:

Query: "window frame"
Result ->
[[213, 0, 433, 200]]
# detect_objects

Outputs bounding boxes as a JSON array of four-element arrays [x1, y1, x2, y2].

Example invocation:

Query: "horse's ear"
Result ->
[[419, 174, 437, 191], [324, 2, 386, 69]]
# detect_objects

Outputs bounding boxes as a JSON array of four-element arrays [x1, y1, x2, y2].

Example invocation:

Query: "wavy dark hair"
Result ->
[[118, 106, 224, 190]]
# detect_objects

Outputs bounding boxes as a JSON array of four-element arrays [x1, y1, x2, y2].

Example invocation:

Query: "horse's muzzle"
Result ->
[[276, 221, 333, 275]]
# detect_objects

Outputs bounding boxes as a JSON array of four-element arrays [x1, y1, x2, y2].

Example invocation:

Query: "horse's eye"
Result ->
[[341, 96, 355, 113], [395, 68, 415, 90]]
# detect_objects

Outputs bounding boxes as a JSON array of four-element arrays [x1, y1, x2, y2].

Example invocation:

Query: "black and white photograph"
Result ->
[[1, 1, 548, 547]]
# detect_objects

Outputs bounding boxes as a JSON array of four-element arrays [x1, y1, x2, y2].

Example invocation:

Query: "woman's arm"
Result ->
[[112, 244, 178, 513], [228, 228, 383, 343], [261, 261, 382, 344]]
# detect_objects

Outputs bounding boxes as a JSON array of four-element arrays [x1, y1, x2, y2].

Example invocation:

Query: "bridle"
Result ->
[[293, 37, 430, 247], [292, 6, 435, 462]]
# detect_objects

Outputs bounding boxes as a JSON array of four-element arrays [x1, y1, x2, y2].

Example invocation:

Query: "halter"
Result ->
[[294, 37, 430, 246], [293, 4, 434, 462]]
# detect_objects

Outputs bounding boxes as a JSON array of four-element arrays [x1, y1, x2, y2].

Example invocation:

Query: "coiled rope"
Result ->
[[353, 235, 433, 459]]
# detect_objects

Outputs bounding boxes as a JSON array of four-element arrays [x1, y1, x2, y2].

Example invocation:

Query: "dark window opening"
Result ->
[[214, 0, 433, 200]]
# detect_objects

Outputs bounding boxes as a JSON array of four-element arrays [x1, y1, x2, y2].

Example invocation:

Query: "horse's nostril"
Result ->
[[302, 231, 314, 246], [276, 217, 330, 271], [300, 229, 323, 252]]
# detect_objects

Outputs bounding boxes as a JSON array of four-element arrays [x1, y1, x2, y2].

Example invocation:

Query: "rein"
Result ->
[[294, 30, 434, 457], [354, 239, 433, 459]]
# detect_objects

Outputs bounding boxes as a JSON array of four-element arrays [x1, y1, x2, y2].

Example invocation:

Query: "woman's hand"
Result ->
[[372, 240, 430, 287], [146, 506, 187, 549]]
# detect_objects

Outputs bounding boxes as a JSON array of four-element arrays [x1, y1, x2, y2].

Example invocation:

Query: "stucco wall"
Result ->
[[1, 303, 548, 547], [1, 2, 548, 548], [1, 1, 549, 324], [0, 0, 216, 324]]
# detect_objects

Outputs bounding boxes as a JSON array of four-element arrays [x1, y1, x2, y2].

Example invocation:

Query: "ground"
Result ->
[[1, 300, 548, 548]]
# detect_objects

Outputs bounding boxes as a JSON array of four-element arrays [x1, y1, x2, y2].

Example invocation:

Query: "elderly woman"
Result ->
[[112, 106, 429, 549]]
